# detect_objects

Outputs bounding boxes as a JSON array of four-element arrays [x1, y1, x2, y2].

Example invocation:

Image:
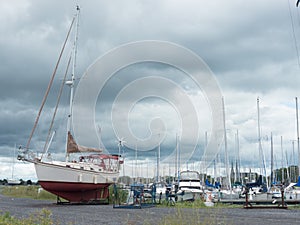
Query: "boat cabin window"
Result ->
[[180, 171, 200, 180]]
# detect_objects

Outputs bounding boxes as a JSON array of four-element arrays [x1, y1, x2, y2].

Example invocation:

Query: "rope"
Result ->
[[288, 0, 300, 68]]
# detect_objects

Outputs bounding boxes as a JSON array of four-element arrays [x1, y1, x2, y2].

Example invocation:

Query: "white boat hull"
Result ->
[[34, 161, 119, 203], [7, 179, 21, 185], [35, 161, 119, 184]]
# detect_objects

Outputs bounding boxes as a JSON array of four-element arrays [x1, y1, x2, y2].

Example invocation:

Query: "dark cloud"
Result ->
[[1, 0, 300, 179]]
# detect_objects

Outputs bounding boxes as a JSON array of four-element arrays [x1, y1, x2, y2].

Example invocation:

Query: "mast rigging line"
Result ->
[[288, 0, 300, 69], [41, 51, 73, 159], [25, 13, 77, 151]]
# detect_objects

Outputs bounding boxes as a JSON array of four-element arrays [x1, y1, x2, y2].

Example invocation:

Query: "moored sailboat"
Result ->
[[7, 144, 21, 185], [18, 6, 123, 204], [177, 170, 203, 201]]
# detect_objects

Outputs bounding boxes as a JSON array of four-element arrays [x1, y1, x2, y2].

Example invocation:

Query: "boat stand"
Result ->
[[112, 184, 156, 209]]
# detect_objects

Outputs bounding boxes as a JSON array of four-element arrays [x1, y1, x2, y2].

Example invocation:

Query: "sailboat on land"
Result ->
[[18, 7, 123, 204], [7, 144, 21, 185]]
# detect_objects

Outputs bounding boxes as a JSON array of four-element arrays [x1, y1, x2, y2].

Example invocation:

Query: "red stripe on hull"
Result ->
[[39, 181, 112, 203]]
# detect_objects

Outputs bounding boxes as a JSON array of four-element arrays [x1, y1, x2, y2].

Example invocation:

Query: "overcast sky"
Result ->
[[1, 0, 300, 180]]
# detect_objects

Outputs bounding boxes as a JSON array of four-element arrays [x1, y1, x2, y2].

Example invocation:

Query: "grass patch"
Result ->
[[1, 185, 57, 200], [158, 199, 236, 225], [153, 199, 235, 224], [157, 206, 232, 225], [286, 204, 300, 209], [0, 209, 55, 225], [109, 185, 129, 204]]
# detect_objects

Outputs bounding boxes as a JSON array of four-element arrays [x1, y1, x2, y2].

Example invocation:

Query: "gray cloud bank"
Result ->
[[1, 0, 300, 179]]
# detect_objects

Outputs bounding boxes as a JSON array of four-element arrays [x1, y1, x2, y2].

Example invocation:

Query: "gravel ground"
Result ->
[[0, 194, 300, 225]]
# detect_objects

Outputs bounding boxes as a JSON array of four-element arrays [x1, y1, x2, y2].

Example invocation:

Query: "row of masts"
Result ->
[[121, 154, 299, 187], [120, 96, 300, 189]]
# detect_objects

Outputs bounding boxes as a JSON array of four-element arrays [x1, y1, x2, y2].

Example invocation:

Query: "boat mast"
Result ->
[[292, 141, 296, 181], [285, 149, 290, 181], [270, 132, 274, 187], [213, 158, 216, 184], [295, 97, 300, 177], [175, 134, 178, 181], [257, 97, 263, 175], [222, 97, 231, 190], [236, 129, 241, 183], [135, 142, 138, 182], [257, 97, 267, 188], [204, 131, 208, 186], [65, 6, 80, 161], [156, 134, 160, 183], [281, 136, 284, 183], [178, 135, 181, 182]]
